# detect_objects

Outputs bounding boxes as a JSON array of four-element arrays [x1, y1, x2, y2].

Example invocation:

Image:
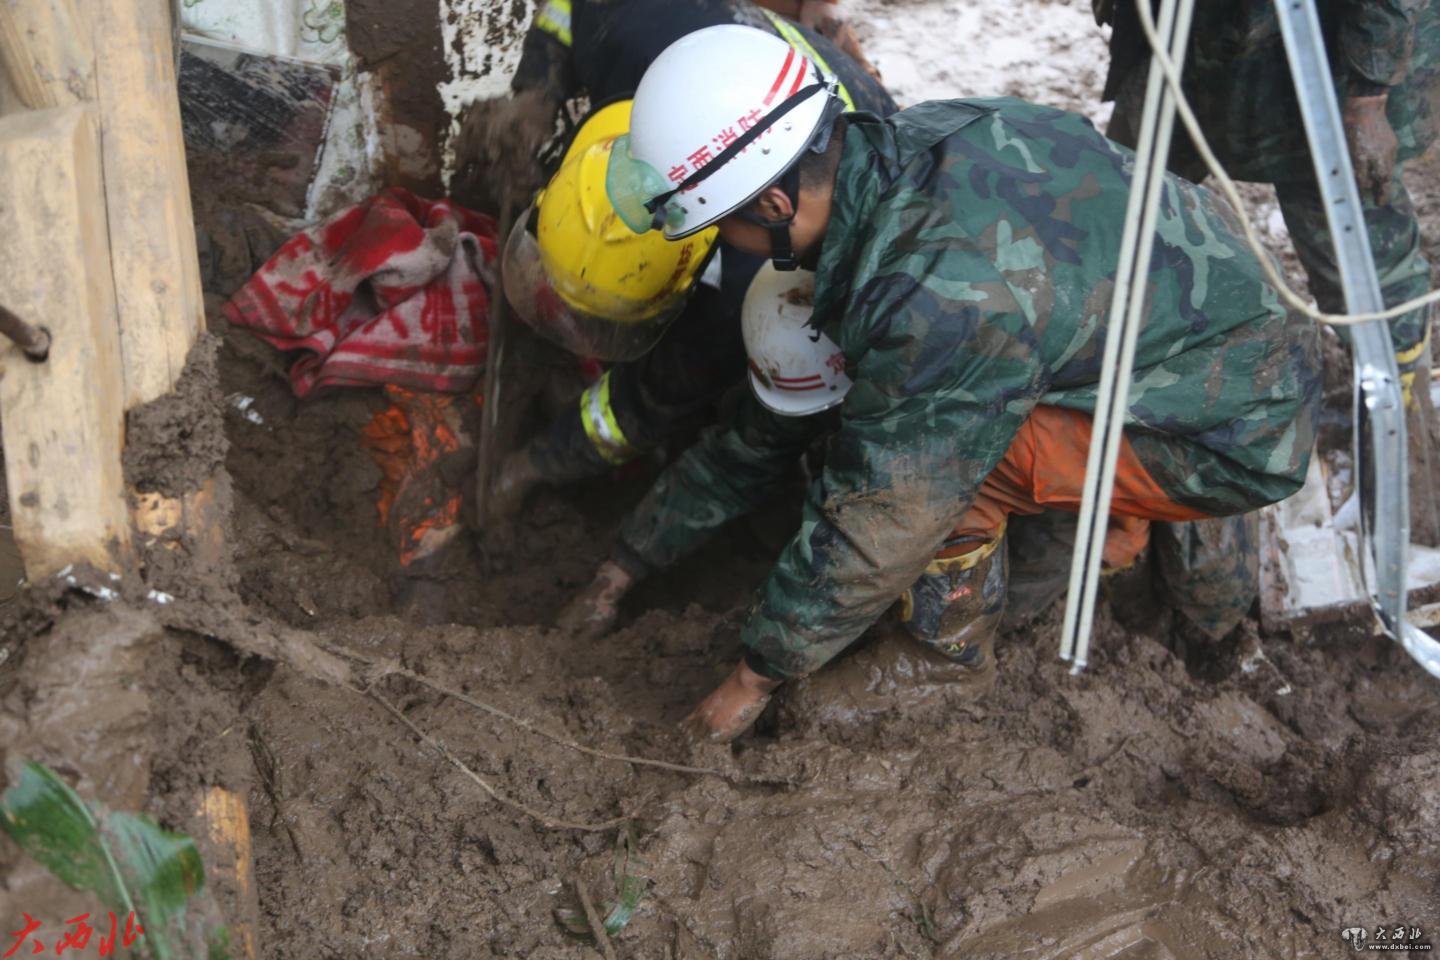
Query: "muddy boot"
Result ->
[[1101, 545, 1164, 638], [899, 530, 1008, 684]]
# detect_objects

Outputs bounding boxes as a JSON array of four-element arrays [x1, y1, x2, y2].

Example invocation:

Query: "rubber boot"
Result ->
[[899, 530, 1008, 680]]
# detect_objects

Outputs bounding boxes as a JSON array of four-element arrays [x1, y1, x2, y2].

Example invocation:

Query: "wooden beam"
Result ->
[[0, 0, 94, 112], [91, 0, 204, 407], [0, 106, 131, 580]]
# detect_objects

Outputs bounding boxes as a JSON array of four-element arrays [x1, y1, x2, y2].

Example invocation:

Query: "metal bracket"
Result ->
[[1274, 0, 1419, 670]]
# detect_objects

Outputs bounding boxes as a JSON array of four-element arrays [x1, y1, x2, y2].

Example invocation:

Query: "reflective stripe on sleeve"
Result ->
[[579, 370, 635, 464], [759, 9, 856, 112], [536, 0, 573, 46]]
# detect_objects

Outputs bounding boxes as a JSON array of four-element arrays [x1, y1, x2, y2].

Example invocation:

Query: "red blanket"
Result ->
[[223, 188, 498, 397]]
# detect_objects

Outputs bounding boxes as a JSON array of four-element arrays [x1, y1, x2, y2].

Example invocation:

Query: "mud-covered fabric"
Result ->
[[1104, 0, 1440, 182], [511, 0, 896, 118], [1151, 513, 1261, 640], [617, 98, 1320, 679]]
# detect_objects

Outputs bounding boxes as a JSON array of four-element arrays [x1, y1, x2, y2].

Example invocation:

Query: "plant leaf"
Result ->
[[603, 823, 649, 935], [0, 757, 225, 960]]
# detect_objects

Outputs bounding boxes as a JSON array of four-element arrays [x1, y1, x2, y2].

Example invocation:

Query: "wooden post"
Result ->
[[91, 0, 205, 408], [195, 786, 261, 960], [0, 106, 131, 579], [0, 0, 203, 408], [0, 0, 95, 111]]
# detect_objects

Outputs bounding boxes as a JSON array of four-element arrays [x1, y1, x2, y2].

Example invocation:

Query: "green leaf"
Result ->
[[0, 757, 225, 960], [603, 824, 649, 936]]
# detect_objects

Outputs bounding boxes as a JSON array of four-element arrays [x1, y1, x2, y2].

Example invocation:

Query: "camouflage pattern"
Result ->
[[1002, 508, 1261, 639], [1106, 0, 1440, 182], [1273, 166, 1432, 351], [1151, 513, 1261, 640], [617, 99, 1321, 679], [1105, 0, 1438, 351]]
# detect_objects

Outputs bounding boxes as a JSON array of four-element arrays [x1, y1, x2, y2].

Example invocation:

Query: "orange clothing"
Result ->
[[951, 405, 1208, 569]]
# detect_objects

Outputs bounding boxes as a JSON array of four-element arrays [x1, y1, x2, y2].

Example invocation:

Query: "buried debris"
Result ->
[[555, 826, 650, 950]]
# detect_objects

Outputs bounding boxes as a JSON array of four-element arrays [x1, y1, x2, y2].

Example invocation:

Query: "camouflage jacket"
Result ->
[[512, 0, 895, 116], [616, 99, 1320, 680], [1105, 0, 1440, 182]]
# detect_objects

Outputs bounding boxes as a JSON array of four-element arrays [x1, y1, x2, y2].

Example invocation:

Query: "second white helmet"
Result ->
[[606, 24, 841, 239], [742, 262, 852, 416]]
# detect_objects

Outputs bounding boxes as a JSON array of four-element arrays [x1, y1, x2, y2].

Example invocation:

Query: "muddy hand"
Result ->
[[554, 559, 634, 641], [1342, 94, 1398, 205], [799, 1, 881, 82], [682, 660, 783, 742], [485, 447, 542, 528], [454, 89, 558, 200]]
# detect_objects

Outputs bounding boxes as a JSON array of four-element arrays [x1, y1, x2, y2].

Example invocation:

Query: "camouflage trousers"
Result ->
[[1274, 166, 1433, 357], [900, 406, 1260, 648], [1110, 80, 1431, 357], [997, 508, 1260, 641]]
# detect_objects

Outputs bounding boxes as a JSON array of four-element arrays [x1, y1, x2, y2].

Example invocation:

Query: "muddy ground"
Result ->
[[5, 0, 1440, 957]]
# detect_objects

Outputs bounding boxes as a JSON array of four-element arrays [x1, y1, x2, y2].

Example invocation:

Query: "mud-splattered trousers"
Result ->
[[611, 100, 1321, 680], [1105, 0, 1440, 356], [512, 0, 897, 482]]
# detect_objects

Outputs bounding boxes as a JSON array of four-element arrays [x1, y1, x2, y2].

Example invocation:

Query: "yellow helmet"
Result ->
[[503, 99, 719, 361]]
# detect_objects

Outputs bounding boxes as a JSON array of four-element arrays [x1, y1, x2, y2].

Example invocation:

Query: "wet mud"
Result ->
[[5, 2, 1440, 957], [7, 303, 1432, 958]]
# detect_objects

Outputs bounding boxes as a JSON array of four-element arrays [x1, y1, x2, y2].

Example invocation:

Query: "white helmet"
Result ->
[[606, 24, 842, 241], [742, 262, 852, 416]]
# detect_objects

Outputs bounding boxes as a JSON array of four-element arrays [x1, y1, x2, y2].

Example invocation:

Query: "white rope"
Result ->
[[1131, 0, 1440, 328]]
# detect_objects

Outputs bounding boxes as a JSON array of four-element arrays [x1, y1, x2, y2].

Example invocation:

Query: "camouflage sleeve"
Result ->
[[1338, 0, 1421, 88], [613, 392, 824, 576], [739, 259, 1049, 680]]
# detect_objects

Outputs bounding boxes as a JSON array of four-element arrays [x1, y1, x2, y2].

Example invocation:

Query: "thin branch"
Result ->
[[575, 876, 618, 960], [363, 685, 633, 833], [384, 663, 727, 778]]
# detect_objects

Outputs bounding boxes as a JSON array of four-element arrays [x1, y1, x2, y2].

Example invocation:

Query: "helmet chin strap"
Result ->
[[737, 165, 803, 271]]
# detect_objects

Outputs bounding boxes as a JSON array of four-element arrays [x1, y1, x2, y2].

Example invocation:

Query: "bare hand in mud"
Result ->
[[681, 660, 783, 742], [554, 560, 634, 640], [1343, 93, 1398, 205]]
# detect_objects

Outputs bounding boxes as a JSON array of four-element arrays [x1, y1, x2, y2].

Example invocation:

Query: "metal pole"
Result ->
[[1273, 0, 1421, 663], [1059, 0, 1196, 671]]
